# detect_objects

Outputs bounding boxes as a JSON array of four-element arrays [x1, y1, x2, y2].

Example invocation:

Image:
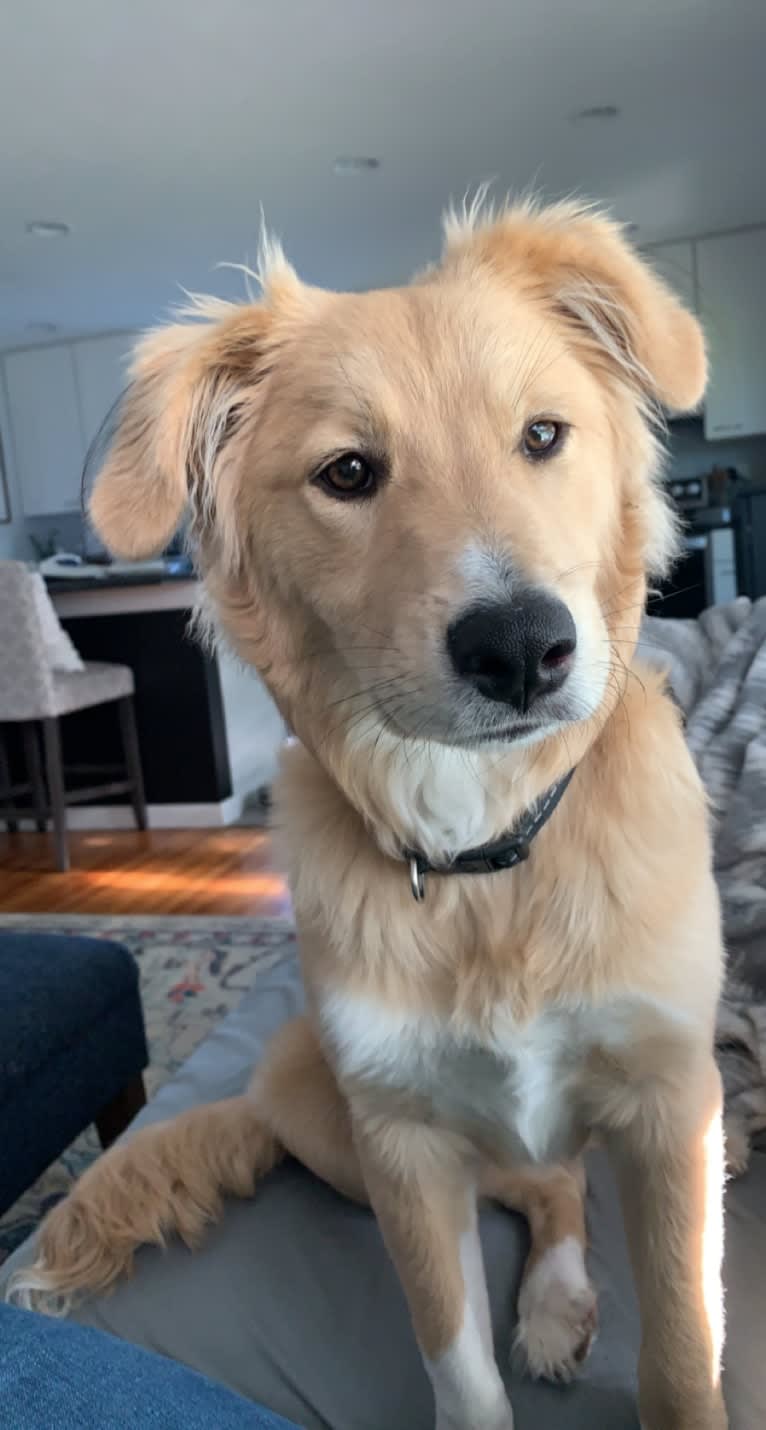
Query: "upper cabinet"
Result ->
[[0, 332, 135, 518], [2, 345, 85, 516], [3, 219, 766, 519], [72, 333, 134, 456], [643, 240, 697, 315], [697, 229, 766, 440]]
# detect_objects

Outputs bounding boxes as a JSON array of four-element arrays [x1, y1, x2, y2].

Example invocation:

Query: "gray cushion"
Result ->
[[3, 955, 763, 1429], [51, 661, 134, 716]]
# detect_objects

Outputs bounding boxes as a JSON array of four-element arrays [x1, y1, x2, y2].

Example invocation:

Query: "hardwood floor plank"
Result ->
[[0, 827, 292, 917]]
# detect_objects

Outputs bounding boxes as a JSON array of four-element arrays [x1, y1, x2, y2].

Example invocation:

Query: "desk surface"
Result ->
[[48, 577, 199, 618]]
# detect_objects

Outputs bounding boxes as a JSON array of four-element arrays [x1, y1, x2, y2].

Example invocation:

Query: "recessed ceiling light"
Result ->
[[333, 156, 381, 176], [572, 105, 620, 122], [25, 220, 71, 238], [26, 321, 58, 334]]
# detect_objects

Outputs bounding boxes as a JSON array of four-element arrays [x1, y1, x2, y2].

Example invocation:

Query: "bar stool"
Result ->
[[0, 561, 147, 872]]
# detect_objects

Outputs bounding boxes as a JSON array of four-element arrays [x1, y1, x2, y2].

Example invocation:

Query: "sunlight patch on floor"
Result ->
[[81, 867, 289, 898]]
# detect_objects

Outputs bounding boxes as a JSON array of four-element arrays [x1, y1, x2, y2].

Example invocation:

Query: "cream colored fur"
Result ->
[[11, 199, 726, 1430]]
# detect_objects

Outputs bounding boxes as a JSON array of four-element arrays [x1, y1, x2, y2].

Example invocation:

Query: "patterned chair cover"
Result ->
[[0, 561, 133, 721]]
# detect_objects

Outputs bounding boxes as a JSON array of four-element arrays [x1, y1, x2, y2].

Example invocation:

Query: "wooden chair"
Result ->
[[0, 561, 147, 871]]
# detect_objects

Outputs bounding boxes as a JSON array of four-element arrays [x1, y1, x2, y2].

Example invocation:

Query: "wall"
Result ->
[[0, 346, 106, 560], [0, 373, 28, 559], [24, 511, 85, 559], [666, 417, 766, 486], [218, 648, 286, 803]]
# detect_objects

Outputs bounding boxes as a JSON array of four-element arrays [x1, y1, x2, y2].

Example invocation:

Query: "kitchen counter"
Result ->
[[48, 577, 284, 827], [48, 576, 199, 619], [684, 505, 734, 534], [45, 568, 192, 593]]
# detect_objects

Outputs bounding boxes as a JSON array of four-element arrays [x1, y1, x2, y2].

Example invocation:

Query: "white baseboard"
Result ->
[[14, 793, 246, 831]]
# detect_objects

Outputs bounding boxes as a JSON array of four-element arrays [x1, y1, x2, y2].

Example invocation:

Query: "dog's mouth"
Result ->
[[458, 723, 538, 746], [441, 721, 558, 751], [379, 700, 548, 749]]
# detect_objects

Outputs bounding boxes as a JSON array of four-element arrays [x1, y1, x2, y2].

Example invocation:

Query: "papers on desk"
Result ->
[[39, 556, 168, 579]]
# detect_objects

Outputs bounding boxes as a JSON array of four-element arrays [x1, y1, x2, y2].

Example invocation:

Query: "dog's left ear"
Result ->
[[88, 306, 276, 564], [443, 201, 707, 415], [89, 240, 308, 563]]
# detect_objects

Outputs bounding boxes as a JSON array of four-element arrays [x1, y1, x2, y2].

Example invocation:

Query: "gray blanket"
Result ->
[[640, 599, 766, 1168]]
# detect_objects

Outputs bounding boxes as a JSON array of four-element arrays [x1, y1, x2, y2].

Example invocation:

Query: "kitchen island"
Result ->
[[48, 573, 284, 828]]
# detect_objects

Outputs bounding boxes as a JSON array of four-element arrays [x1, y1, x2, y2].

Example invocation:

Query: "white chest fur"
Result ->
[[320, 989, 693, 1165], [319, 992, 605, 1164]]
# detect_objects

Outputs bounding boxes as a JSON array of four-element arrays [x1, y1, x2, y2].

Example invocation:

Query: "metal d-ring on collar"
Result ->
[[409, 858, 426, 902], [404, 767, 576, 903]]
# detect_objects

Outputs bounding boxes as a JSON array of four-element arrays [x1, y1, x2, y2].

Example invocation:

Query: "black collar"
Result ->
[[404, 768, 576, 901]]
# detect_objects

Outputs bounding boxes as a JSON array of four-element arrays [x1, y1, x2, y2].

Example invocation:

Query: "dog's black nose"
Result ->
[[447, 593, 577, 712]]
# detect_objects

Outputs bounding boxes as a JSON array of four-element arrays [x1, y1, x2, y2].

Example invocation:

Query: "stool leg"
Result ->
[[42, 717, 70, 873], [118, 695, 148, 831], [0, 728, 18, 834], [22, 721, 48, 832]]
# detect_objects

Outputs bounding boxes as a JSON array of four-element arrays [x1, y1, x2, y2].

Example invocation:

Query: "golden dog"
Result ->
[[15, 200, 726, 1430]]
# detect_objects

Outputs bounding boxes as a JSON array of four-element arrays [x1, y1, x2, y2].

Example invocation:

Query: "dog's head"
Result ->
[[90, 201, 705, 852]]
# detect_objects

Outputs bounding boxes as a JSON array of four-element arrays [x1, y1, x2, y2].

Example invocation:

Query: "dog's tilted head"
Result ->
[[90, 200, 706, 853]]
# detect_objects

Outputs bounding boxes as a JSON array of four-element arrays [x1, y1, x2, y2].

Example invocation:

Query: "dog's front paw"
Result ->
[[515, 1236, 598, 1382]]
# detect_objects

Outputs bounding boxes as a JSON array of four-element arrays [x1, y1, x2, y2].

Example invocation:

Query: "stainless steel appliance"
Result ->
[[667, 474, 710, 511]]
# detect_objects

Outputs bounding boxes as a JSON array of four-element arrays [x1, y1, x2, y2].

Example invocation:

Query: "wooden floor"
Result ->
[[0, 827, 292, 916]]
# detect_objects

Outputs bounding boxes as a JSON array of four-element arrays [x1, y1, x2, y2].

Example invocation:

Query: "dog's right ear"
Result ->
[[89, 303, 276, 561]]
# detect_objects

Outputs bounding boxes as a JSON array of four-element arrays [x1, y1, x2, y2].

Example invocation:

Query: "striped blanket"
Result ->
[[640, 598, 766, 1171]]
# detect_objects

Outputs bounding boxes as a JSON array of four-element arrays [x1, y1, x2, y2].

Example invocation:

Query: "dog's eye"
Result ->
[[315, 452, 378, 500], [522, 419, 565, 460]]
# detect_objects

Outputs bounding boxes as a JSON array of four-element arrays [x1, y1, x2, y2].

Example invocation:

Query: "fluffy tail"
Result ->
[[7, 1096, 281, 1314]]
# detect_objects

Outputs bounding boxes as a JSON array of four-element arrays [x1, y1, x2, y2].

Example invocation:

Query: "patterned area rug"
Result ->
[[0, 913, 297, 1265]]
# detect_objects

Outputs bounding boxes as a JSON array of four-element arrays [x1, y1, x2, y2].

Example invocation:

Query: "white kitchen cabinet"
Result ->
[[1, 345, 85, 516], [697, 228, 766, 440], [643, 240, 697, 314], [72, 333, 134, 455]]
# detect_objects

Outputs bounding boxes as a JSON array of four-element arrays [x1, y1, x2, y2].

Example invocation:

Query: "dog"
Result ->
[[12, 199, 727, 1430]]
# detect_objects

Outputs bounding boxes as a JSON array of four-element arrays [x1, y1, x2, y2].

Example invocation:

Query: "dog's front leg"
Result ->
[[354, 1119, 514, 1430], [609, 1057, 728, 1430]]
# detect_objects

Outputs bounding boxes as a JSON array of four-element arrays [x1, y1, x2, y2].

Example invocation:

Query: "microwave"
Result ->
[[667, 474, 710, 511]]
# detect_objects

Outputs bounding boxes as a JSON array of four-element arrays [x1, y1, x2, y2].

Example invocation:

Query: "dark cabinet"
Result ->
[[735, 484, 766, 601], [60, 608, 232, 804]]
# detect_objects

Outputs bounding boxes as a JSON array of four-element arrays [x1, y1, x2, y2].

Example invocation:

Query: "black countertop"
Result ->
[[45, 569, 195, 594], [684, 505, 735, 534]]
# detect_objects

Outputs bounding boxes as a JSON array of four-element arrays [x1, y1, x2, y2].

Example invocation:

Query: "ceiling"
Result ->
[[2, 0, 765, 349]]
